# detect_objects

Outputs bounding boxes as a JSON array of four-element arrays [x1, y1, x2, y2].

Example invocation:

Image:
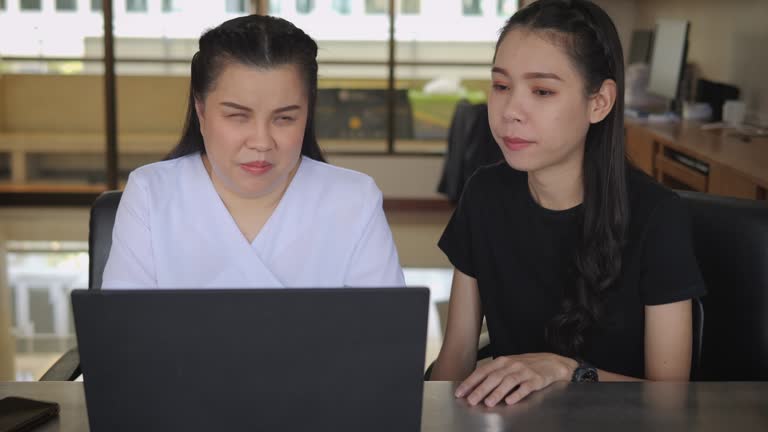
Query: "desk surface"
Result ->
[[625, 119, 768, 189], [2, 381, 767, 431]]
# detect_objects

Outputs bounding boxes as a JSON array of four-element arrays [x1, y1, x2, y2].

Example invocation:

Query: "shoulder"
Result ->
[[626, 166, 687, 233], [298, 156, 381, 201], [127, 153, 200, 190], [460, 160, 526, 205]]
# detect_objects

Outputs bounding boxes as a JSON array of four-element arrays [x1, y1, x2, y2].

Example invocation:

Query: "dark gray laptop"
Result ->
[[72, 288, 429, 432]]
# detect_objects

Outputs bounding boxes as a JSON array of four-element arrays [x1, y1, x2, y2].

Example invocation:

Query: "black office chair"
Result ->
[[679, 191, 768, 381], [425, 191, 768, 381], [40, 191, 122, 381], [437, 101, 502, 203]]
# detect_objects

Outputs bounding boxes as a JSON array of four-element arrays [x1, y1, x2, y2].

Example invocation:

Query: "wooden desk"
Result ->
[[625, 119, 768, 200], [2, 381, 767, 431]]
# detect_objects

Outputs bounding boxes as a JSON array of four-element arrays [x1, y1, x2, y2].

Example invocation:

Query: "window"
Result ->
[[462, 0, 482, 16], [163, 0, 187, 12], [497, 0, 517, 16], [56, 0, 77, 11], [296, 0, 314, 14], [91, 0, 102, 11], [0, 0, 6, 11], [365, 0, 387, 14], [401, 0, 419, 14], [226, 0, 246, 13], [20, 0, 42, 11], [126, 0, 148, 12], [332, 0, 350, 14], [268, 0, 280, 14]]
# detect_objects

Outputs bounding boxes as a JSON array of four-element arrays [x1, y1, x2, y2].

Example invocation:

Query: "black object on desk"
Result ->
[[0, 397, 59, 432]]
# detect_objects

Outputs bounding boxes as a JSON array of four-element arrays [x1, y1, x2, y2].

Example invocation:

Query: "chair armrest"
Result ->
[[39, 347, 81, 381]]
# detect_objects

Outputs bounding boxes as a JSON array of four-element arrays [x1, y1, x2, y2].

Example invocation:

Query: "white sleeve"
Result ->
[[101, 172, 157, 288], [343, 183, 405, 287]]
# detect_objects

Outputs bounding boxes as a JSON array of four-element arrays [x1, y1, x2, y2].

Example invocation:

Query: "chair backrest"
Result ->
[[677, 191, 768, 381], [88, 191, 122, 290]]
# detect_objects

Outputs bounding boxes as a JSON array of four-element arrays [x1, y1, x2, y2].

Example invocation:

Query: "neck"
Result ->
[[203, 154, 300, 215], [527, 151, 584, 211]]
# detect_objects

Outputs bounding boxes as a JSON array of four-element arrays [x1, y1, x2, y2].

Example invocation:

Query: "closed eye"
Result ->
[[533, 89, 555, 97]]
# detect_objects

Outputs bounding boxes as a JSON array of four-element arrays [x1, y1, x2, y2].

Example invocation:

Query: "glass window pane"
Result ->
[[395, 0, 509, 152], [226, 0, 246, 13], [268, 0, 281, 14], [332, 0, 351, 15], [20, 0, 42, 11], [91, 0, 102, 11], [56, 0, 77, 11], [462, 0, 481, 16], [296, 0, 314, 14], [497, 0, 517, 16], [365, 0, 387, 14], [270, 0, 390, 153], [401, 0, 419, 15], [126, 0, 148, 12]]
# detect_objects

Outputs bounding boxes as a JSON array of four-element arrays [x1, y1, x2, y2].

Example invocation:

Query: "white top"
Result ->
[[102, 154, 405, 289]]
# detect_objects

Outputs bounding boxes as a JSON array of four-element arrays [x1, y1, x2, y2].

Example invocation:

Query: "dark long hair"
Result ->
[[496, 0, 629, 357], [166, 15, 325, 162]]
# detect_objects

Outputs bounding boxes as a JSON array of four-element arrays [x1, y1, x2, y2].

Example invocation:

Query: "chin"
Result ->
[[501, 153, 540, 173]]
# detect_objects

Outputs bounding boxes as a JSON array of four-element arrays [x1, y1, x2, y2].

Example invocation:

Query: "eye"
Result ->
[[492, 83, 509, 92], [533, 89, 555, 97], [275, 116, 296, 124], [227, 113, 246, 119]]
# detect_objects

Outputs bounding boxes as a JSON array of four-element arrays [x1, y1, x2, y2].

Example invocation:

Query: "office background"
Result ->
[[0, 0, 766, 381]]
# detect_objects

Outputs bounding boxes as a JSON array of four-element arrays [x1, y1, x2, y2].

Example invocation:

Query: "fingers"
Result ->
[[504, 381, 535, 405], [455, 358, 510, 398], [483, 372, 528, 407]]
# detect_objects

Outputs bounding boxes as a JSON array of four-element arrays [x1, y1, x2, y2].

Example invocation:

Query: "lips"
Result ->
[[240, 160, 273, 175], [242, 161, 272, 168], [503, 136, 534, 151]]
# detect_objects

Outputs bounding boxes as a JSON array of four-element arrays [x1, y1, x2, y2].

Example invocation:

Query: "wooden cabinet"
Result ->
[[626, 125, 656, 176], [624, 120, 768, 201], [708, 164, 760, 200]]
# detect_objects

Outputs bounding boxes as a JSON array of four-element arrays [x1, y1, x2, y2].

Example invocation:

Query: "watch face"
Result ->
[[581, 368, 599, 382], [574, 367, 599, 383]]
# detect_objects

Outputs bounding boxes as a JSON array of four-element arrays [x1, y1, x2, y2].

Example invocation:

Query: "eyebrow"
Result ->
[[491, 67, 564, 81], [220, 102, 302, 114]]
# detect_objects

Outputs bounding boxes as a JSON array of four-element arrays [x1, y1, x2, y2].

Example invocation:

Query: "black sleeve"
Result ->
[[640, 195, 707, 305], [438, 174, 478, 278]]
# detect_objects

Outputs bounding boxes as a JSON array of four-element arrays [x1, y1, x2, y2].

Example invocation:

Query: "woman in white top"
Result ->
[[102, 15, 404, 289]]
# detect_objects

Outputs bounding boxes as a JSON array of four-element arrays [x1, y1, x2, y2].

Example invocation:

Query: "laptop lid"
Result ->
[[72, 288, 429, 432]]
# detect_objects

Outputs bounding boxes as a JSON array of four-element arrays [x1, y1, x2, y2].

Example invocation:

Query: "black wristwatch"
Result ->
[[571, 361, 599, 383]]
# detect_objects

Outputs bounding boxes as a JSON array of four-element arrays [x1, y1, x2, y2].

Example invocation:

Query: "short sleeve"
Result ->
[[343, 181, 406, 287], [640, 196, 706, 305], [101, 172, 157, 289], [438, 175, 478, 278]]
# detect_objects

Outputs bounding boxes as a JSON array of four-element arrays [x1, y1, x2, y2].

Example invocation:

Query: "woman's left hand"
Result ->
[[454, 353, 578, 407]]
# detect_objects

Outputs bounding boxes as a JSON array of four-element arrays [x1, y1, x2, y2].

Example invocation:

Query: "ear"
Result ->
[[588, 79, 617, 124], [194, 97, 206, 132]]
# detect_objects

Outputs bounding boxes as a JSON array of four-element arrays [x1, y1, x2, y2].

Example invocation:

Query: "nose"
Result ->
[[500, 89, 525, 124], [244, 123, 275, 152]]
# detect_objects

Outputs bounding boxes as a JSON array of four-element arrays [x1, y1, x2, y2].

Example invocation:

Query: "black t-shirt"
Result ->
[[438, 162, 706, 378]]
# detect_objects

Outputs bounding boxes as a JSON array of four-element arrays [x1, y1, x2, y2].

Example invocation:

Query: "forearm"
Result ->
[[596, 369, 644, 382], [429, 350, 476, 381]]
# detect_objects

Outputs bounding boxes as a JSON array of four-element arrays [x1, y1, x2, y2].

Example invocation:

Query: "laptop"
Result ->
[[72, 288, 429, 432]]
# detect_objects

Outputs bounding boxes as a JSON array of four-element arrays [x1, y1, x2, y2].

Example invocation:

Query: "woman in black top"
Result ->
[[430, 0, 705, 406]]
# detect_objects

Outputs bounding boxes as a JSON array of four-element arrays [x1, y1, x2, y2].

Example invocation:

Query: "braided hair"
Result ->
[[167, 15, 324, 162]]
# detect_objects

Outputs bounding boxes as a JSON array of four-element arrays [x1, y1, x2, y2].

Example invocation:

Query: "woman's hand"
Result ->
[[454, 353, 578, 407]]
